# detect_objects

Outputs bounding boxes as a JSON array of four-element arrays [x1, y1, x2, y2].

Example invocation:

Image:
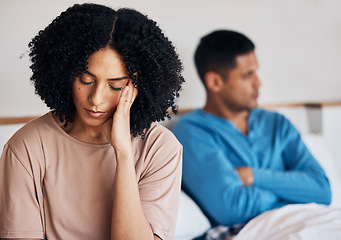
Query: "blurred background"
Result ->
[[1, 0, 340, 117]]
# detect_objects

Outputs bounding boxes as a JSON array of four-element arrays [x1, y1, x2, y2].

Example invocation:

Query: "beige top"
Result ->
[[0, 112, 182, 240]]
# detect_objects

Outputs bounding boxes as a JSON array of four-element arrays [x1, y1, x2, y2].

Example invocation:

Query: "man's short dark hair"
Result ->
[[194, 30, 255, 85]]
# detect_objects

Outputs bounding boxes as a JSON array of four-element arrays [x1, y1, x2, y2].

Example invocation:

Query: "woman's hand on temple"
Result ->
[[103, 80, 155, 240], [102, 80, 138, 156]]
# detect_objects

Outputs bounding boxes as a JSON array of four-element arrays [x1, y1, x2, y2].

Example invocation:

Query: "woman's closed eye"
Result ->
[[79, 76, 94, 85], [78, 73, 128, 91], [80, 79, 124, 91], [109, 85, 124, 91], [108, 77, 129, 91]]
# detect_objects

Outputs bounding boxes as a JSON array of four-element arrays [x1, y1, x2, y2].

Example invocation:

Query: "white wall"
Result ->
[[1, 0, 341, 117]]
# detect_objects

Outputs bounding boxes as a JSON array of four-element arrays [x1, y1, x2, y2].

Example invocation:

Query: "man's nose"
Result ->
[[254, 74, 262, 88]]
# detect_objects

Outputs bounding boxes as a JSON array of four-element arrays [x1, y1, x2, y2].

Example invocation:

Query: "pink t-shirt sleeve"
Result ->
[[137, 125, 183, 240], [0, 144, 44, 239]]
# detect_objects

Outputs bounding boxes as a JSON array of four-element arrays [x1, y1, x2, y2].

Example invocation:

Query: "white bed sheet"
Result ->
[[234, 203, 341, 240]]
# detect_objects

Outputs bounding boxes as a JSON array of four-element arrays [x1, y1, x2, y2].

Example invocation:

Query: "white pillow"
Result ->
[[174, 191, 211, 240], [302, 134, 341, 208]]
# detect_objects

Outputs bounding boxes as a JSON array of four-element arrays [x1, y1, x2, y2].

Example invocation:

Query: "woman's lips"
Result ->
[[86, 109, 106, 118]]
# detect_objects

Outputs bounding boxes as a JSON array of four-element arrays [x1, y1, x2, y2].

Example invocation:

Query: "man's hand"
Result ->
[[236, 167, 254, 186]]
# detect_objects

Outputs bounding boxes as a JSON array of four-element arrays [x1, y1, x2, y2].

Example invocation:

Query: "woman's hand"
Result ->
[[102, 80, 155, 239], [102, 79, 138, 156]]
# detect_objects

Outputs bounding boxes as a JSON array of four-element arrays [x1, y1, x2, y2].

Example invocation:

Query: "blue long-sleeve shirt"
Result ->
[[172, 108, 331, 226]]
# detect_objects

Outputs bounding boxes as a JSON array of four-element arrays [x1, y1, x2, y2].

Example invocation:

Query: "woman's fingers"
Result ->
[[118, 80, 138, 113], [109, 80, 137, 149], [125, 80, 138, 106], [130, 81, 138, 106]]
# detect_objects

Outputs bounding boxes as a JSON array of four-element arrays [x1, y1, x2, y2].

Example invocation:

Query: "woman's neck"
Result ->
[[53, 113, 109, 144]]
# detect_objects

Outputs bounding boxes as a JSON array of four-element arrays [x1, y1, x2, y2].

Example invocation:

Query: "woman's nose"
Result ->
[[89, 84, 106, 105]]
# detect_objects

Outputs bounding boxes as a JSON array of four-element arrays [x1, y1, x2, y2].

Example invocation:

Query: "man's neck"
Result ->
[[203, 101, 250, 135]]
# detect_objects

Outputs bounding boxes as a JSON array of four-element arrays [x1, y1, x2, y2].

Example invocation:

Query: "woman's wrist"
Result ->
[[114, 147, 134, 162]]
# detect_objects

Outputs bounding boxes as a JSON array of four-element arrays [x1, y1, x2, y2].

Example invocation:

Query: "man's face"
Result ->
[[219, 50, 261, 112]]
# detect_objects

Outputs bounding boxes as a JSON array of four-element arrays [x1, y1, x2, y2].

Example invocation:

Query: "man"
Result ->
[[172, 30, 331, 227]]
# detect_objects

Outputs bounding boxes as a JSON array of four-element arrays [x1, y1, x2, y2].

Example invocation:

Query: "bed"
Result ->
[[1, 105, 341, 240]]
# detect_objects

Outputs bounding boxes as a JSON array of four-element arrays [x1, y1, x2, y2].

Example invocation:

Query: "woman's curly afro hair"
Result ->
[[29, 3, 184, 137]]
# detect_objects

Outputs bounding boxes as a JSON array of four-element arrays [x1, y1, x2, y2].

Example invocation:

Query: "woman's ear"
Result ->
[[204, 71, 224, 92]]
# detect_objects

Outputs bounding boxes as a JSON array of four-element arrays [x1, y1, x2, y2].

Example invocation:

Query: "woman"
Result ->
[[0, 3, 184, 240]]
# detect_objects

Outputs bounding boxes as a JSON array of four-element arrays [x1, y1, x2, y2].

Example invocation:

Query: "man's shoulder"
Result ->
[[172, 109, 224, 142], [252, 108, 296, 136], [172, 109, 210, 130], [253, 107, 279, 116], [252, 108, 287, 122]]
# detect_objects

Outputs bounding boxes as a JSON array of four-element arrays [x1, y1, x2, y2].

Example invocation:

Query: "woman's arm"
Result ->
[[103, 81, 158, 240], [112, 149, 160, 240]]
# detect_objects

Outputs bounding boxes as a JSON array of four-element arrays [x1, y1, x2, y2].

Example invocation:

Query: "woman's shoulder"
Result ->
[[148, 121, 180, 139], [7, 112, 61, 150], [136, 122, 182, 150]]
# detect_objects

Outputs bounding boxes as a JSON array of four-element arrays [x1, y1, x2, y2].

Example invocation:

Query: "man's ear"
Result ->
[[204, 71, 224, 92]]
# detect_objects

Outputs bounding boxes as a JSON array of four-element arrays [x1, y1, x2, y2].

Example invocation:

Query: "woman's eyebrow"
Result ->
[[84, 71, 128, 81], [108, 76, 129, 81], [84, 70, 96, 77]]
